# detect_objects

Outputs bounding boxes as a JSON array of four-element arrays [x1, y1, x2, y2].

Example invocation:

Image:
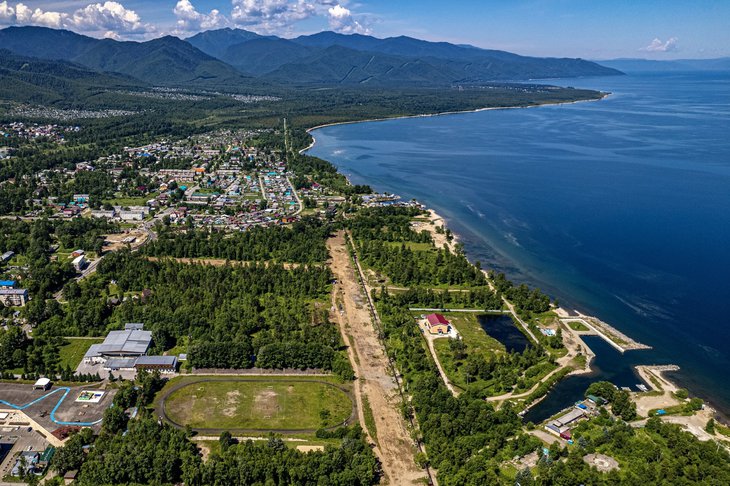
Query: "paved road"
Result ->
[[286, 175, 304, 216]]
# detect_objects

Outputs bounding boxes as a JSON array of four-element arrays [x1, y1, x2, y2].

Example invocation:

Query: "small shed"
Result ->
[[63, 470, 78, 485], [33, 377, 51, 390], [587, 394, 607, 406]]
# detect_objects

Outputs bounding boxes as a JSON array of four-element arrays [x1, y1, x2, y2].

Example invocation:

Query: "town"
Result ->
[[1, 118, 729, 485]]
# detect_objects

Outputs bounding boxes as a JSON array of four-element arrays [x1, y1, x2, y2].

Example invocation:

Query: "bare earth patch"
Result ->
[[583, 453, 620, 472], [254, 389, 279, 418], [327, 232, 427, 485]]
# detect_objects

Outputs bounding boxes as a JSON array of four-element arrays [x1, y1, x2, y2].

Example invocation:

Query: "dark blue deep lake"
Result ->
[[308, 71, 730, 419]]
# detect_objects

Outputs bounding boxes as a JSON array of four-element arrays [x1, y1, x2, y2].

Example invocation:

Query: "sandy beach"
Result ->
[[411, 208, 461, 254]]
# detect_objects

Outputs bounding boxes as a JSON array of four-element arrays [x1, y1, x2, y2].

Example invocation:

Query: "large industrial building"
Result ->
[[83, 328, 152, 364], [82, 324, 178, 374]]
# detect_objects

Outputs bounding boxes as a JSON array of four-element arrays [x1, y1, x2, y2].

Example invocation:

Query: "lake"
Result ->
[[307, 71, 730, 418]]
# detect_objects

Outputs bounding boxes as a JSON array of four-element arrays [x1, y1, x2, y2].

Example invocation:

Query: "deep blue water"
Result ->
[[308, 71, 730, 418], [477, 314, 529, 354]]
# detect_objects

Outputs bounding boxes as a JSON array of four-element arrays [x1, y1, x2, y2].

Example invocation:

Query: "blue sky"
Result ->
[[1, 1, 728, 59]]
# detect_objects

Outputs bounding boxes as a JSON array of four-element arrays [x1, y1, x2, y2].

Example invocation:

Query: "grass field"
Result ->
[[567, 320, 590, 332], [163, 378, 353, 431], [59, 338, 104, 369], [440, 313, 506, 356], [385, 241, 433, 251]]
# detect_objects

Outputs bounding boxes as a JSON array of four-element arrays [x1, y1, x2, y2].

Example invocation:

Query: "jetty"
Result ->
[[557, 309, 651, 353]]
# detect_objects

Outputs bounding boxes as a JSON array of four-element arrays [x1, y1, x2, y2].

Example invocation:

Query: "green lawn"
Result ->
[[163, 377, 353, 431], [442, 313, 506, 356], [567, 320, 590, 332], [428, 313, 557, 396], [59, 338, 104, 369], [385, 241, 433, 251], [433, 339, 469, 391]]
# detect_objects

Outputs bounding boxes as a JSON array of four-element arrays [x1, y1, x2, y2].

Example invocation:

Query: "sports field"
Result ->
[[162, 378, 353, 431]]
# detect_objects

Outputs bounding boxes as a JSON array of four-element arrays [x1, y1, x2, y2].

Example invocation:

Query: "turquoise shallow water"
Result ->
[[308, 71, 730, 419]]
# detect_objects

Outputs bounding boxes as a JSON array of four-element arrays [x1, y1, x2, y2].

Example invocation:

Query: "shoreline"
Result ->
[[299, 93, 611, 155], [300, 91, 719, 422]]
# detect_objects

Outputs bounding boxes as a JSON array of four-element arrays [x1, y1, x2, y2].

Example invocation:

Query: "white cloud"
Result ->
[[327, 4, 370, 34], [0, 1, 154, 37], [642, 37, 678, 52], [173, 0, 228, 33], [0, 0, 377, 39], [231, 0, 319, 34], [0, 2, 63, 27], [69, 2, 150, 35]]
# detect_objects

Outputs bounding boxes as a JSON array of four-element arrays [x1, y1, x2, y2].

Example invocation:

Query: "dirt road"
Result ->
[[328, 232, 428, 485], [145, 256, 303, 269]]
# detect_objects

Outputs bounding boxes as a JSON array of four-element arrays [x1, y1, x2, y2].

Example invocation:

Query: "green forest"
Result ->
[[143, 217, 331, 263]]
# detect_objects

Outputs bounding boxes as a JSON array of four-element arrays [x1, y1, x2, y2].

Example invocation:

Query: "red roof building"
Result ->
[[425, 313, 451, 335]]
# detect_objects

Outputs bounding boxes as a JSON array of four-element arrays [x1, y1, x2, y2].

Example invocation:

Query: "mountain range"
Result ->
[[0, 26, 250, 88], [0, 26, 622, 90], [187, 28, 622, 85]]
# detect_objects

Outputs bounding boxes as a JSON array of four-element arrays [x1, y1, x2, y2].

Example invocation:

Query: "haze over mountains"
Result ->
[[598, 57, 730, 73], [0, 26, 621, 90]]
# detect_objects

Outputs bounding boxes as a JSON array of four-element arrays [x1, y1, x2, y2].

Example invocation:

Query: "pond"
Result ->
[[477, 314, 529, 354]]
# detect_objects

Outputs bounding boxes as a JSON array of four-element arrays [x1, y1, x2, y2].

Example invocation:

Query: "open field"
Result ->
[[159, 376, 353, 433], [58, 338, 104, 370], [567, 320, 590, 332], [444, 312, 507, 355], [104, 230, 148, 251]]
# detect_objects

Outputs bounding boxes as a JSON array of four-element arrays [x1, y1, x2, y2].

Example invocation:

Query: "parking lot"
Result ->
[[0, 383, 114, 435], [76, 360, 137, 381], [0, 419, 52, 481]]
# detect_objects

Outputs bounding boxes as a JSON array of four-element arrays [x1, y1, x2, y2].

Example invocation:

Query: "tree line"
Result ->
[[143, 217, 331, 263]]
